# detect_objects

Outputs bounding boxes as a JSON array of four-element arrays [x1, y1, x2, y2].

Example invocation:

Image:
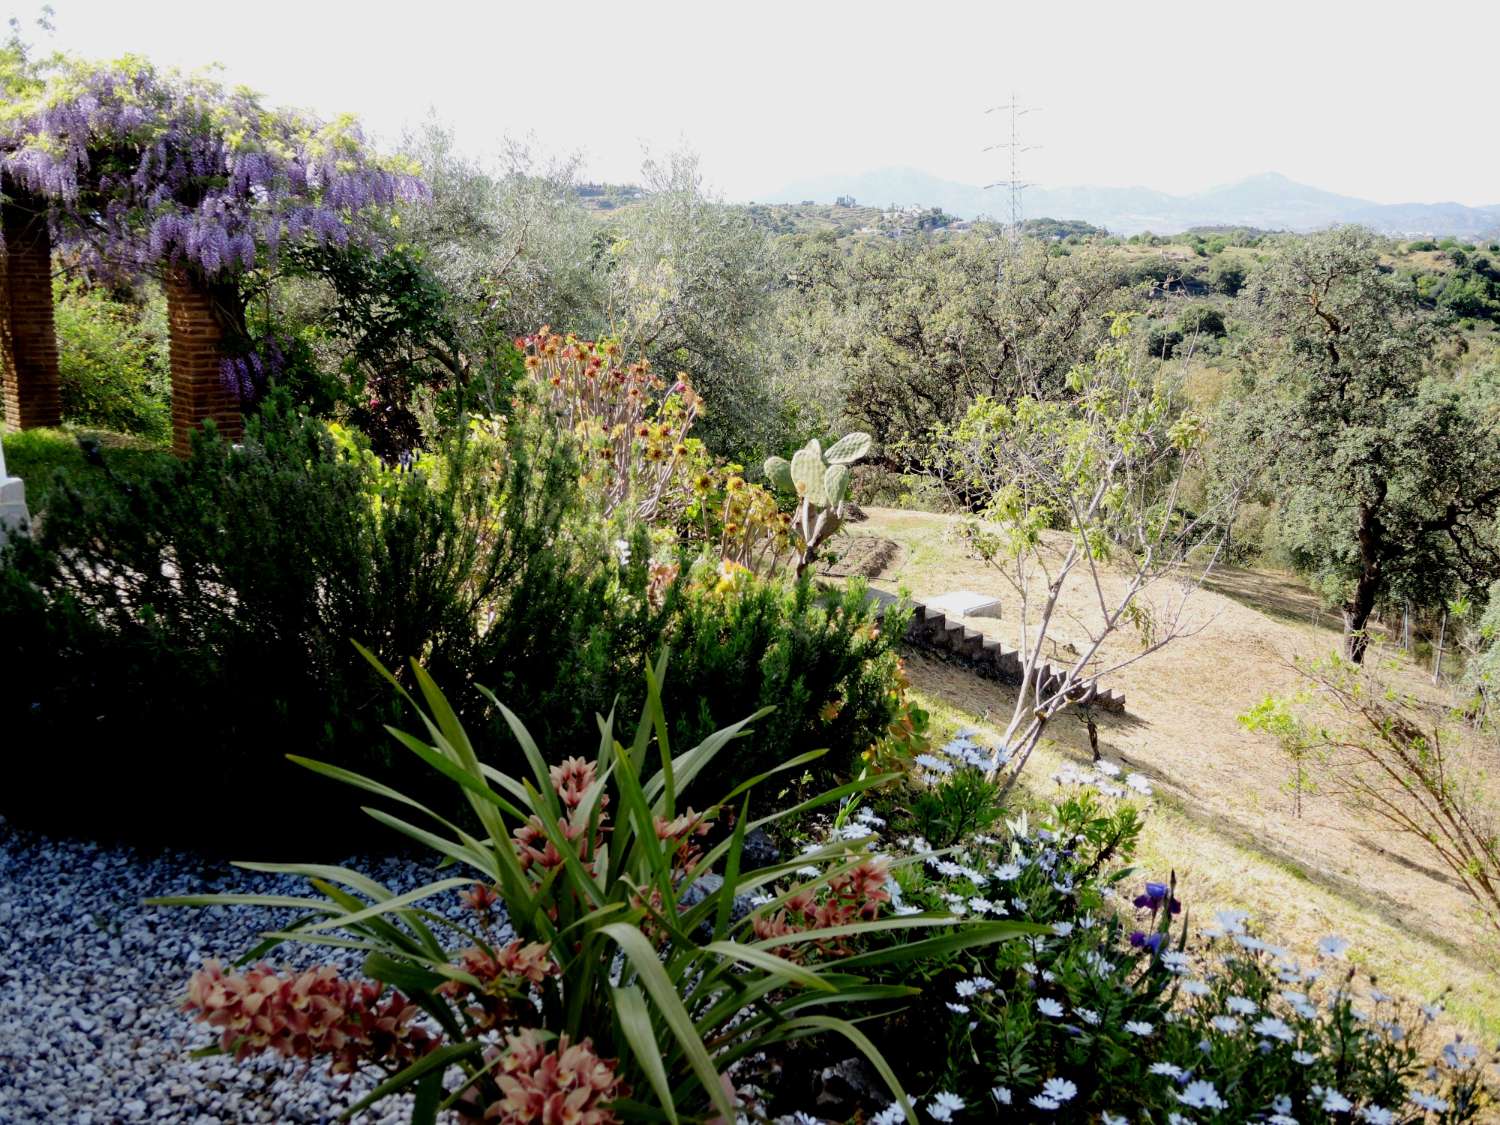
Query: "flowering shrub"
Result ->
[[154, 654, 1031, 1123], [517, 328, 876, 581], [837, 743, 1498, 1123], [1, 55, 423, 281]]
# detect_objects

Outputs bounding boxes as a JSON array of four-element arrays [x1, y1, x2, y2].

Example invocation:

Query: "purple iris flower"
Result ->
[[1129, 930, 1166, 953], [1132, 881, 1181, 915]]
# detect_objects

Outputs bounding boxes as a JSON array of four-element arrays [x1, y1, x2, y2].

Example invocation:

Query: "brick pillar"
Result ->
[[165, 266, 243, 457], [0, 185, 62, 430]]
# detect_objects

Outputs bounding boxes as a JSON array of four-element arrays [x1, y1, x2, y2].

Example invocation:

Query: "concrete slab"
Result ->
[[0, 439, 29, 539], [924, 590, 1001, 619]]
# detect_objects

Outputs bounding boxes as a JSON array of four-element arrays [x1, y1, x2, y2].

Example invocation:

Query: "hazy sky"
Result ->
[[16, 0, 1500, 206]]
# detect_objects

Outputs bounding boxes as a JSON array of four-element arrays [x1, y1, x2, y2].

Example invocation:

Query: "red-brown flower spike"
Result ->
[[463, 882, 501, 915], [183, 961, 433, 1075], [549, 756, 599, 810], [487, 1030, 627, 1124]]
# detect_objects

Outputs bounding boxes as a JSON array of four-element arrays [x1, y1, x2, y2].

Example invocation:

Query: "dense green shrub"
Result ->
[[51, 280, 170, 439], [1176, 303, 1228, 338], [1208, 255, 1248, 297], [659, 569, 910, 800], [0, 399, 587, 842], [1145, 322, 1185, 359], [0, 397, 912, 842]]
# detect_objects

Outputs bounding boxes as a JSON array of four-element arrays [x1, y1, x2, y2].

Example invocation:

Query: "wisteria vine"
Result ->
[[0, 55, 426, 280]]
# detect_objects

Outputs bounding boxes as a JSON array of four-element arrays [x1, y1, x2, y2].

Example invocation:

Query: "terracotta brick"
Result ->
[[0, 188, 61, 430], [165, 267, 243, 457]]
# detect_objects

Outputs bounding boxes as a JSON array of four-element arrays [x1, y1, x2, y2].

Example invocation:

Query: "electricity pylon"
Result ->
[[984, 94, 1041, 248]]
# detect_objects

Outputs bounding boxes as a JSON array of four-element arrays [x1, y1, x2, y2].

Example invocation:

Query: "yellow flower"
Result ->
[[713, 558, 751, 596]]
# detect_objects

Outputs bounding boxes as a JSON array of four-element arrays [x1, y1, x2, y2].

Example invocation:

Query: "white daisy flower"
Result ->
[[1213, 908, 1249, 934], [1320, 1089, 1353, 1113], [955, 976, 995, 998], [1316, 934, 1350, 959], [926, 1090, 963, 1122], [1409, 1092, 1450, 1112], [1176, 1080, 1227, 1110], [1253, 1016, 1294, 1042]]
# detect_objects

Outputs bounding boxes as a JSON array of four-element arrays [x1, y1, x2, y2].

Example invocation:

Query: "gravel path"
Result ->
[[0, 816, 486, 1124]]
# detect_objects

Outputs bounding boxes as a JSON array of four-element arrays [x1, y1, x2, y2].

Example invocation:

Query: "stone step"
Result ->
[[852, 586, 1125, 714]]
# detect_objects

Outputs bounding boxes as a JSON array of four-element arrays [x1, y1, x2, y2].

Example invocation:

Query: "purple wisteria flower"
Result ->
[[0, 57, 427, 283]]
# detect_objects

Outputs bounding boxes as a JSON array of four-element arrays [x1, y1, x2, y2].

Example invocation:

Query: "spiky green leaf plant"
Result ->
[[151, 647, 1035, 1122]]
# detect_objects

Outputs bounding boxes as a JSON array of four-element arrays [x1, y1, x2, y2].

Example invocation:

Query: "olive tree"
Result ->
[[771, 236, 1136, 457], [397, 126, 608, 347], [605, 150, 786, 457]]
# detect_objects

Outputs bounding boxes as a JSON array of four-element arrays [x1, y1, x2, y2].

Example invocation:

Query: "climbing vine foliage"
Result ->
[[0, 54, 425, 279]]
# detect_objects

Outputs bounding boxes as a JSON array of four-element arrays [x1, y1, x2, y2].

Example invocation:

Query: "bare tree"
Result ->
[[926, 313, 1241, 792], [1244, 657, 1500, 936]]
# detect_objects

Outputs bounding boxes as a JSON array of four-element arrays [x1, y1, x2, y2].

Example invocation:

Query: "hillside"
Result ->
[[831, 507, 1500, 1038], [763, 168, 1500, 237]]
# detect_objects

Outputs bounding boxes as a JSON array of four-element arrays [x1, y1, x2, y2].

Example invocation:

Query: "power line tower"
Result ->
[[983, 93, 1041, 247]]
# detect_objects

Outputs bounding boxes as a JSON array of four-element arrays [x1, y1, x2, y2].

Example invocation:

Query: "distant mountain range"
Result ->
[[760, 169, 1500, 237]]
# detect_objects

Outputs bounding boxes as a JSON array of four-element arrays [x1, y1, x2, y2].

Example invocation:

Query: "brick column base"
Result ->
[[165, 267, 243, 457], [0, 189, 62, 431]]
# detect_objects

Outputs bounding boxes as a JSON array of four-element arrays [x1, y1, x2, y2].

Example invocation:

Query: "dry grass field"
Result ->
[[833, 507, 1500, 1038]]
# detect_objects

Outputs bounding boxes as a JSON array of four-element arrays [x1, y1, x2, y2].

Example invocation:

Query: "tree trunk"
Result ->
[[1342, 498, 1384, 664]]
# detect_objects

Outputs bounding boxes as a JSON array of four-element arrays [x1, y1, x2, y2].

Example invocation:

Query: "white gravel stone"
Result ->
[[0, 816, 492, 1123]]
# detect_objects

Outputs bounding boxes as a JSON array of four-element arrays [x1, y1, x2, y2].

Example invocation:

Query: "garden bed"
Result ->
[[0, 817, 471, 1124]]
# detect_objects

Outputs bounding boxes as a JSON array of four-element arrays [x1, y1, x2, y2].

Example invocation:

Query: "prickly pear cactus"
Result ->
[[790, 444, 828, 506], [762, 431, 873, 577], [823, 432, 872, 465], [763, 455, 794, 493]]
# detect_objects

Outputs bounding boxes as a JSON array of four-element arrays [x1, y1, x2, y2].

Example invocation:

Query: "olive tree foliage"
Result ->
[[605, 150, 787, 456], [1221, 226, 1500, 662], [769, 235, 1137, 458], [396, 136, 790, 457], [397, 125, 608, 352], [927, 315, 1235, 790]]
